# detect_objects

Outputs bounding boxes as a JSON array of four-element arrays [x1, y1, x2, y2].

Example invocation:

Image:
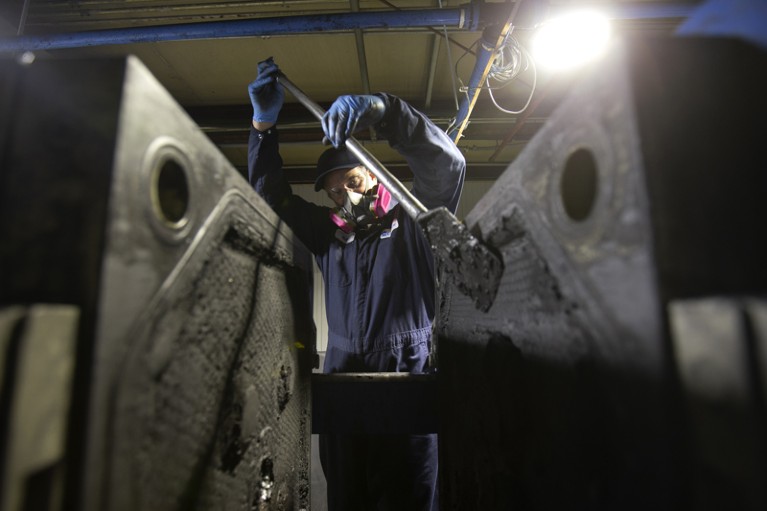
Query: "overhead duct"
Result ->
[[0, 3, 498, 52]]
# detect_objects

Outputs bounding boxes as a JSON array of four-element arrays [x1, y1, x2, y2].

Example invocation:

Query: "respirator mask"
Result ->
[[330, 182, 398, 242]]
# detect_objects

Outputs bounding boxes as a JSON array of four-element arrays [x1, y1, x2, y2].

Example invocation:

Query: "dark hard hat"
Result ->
[[314, 147, 361, 191]]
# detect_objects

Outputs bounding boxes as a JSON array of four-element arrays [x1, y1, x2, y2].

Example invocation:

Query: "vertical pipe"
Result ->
[[440, 0, 460, 112], [351, 0, 372, 94], [351, 0, 375, 140], [16, 0, 31, 35], [424, 0, 458, 112], [424, 34, 441, 110], [448, 0, 524, 143], [353, 30, 371, 94], [448, 24, 500, 143]]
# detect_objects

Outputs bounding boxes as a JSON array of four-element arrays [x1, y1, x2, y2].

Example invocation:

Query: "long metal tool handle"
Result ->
[[277, 73, 428, 220]]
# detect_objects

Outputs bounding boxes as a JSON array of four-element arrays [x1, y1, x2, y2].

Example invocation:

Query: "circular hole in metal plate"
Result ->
[[153, 157, 189, 227], [560, 148, 598, 222]]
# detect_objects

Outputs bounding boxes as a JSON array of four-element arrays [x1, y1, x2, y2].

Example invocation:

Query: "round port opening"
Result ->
[[153, 158, 189, 227], [560, 148, 598, 222]]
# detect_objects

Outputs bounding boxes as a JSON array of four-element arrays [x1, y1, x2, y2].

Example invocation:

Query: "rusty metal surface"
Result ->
[[436, 38, 767, 510], [0, 57, 314, 511]]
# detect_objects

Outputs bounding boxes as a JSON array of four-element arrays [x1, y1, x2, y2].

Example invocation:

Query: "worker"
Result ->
[[247, 57, 465, 510]]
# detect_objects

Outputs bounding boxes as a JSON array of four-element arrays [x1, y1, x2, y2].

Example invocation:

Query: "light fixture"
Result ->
[[530, 10, 612, 71]]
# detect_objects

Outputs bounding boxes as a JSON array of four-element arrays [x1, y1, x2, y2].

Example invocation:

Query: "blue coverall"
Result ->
[[248, 92, 465, 511]]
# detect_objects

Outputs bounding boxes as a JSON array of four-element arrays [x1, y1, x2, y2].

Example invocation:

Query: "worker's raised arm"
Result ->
[[247, 57, 288, 209], [374, 93, 466, 214], [246, 58, 333, 254]]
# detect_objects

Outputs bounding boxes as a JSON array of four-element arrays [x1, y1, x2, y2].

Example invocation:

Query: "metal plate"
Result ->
[[0, 57, 314, 511], [437, 38, 767, 510]]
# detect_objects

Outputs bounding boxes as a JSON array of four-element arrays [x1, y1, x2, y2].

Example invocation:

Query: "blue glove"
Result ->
[[321, 94, 385, 148], [248, 57, 284, 123]]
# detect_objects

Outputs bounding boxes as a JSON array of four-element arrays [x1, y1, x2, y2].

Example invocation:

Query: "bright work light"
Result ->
[[531, 10, 612, 71]]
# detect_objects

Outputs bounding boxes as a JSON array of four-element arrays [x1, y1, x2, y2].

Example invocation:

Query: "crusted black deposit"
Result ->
[[418, 206, 503, 313]]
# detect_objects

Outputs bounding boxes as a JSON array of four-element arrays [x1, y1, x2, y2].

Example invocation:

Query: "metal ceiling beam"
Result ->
[[27, 0, 344, 19], [0, 3, 501, 52], [376, 0, 477, 56]]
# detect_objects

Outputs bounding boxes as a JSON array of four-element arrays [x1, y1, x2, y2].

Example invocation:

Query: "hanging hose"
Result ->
[[486, 33, 537, 115]]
